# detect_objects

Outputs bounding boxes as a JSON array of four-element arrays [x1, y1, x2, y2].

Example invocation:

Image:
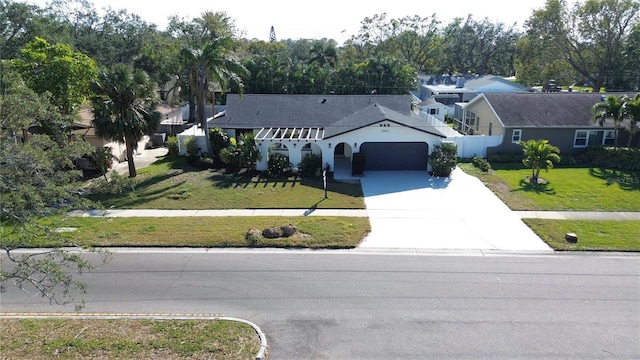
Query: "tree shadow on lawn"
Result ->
[[514, 177, 556, 195], [206, 170, 362, 197], [588, 168, 640, 191]]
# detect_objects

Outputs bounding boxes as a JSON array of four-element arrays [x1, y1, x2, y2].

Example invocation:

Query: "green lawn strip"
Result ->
[[90, 157, 365, 209], [0, 318, 259, 360], [458, 163, 640, 211], [522, 219, 640, 251], [57, 216, 370, 249]]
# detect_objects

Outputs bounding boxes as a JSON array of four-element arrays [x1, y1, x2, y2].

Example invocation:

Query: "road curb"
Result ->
[[0, 312, 268, 360]]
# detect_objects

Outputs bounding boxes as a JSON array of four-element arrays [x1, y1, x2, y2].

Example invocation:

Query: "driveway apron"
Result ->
[[359, 168, 552, 251]]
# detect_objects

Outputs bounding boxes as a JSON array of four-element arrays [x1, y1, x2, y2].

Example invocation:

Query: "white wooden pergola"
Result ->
[[254, 127, 325, 142]]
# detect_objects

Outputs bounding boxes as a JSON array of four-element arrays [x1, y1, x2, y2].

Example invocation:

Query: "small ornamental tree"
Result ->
[[518, 139, 561, 184], [429, 143, 457, 176]]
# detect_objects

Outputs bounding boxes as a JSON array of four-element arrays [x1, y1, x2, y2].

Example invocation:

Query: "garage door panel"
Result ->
[[360, 142, 428, 170]]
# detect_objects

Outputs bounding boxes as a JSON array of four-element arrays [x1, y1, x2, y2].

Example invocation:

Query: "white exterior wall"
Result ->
[[177, 126, 208, 156]]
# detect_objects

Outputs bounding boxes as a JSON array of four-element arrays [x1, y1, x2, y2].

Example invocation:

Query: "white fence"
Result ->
[[419, 111, 502, 157], [444, 134, 503, 158]]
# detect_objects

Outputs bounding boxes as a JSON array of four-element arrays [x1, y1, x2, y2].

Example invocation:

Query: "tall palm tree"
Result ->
[[180, 33, 247, 156], [309, 40, 338, 68], [90, 65, 161, 178], [518, 139, 561, 184], [592, 95, 625, 146], [622, 93, 640, 147]]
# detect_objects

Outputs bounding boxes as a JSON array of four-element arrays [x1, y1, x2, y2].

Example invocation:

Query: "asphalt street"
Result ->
[[1, 251, 639, 359]]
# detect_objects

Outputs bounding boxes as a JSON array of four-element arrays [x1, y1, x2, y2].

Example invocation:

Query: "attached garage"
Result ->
[[360, 142, 429, 170]]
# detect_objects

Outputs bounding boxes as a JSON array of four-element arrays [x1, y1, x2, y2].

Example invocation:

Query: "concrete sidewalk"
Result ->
[[514, 211, 640, 220], [72, 209, 640, 220]]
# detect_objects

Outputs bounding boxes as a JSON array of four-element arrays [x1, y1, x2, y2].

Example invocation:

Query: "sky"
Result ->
[[28, 0, 553, 44]]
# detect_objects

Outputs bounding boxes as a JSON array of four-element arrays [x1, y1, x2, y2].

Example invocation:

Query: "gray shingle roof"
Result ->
[[482, 92, 629, 128], [324, 104, 447, 139], [214, 94, 413, 128]]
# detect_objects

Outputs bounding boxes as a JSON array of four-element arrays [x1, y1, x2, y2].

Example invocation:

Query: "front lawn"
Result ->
[[56, 216, 370, 249], [0, 318, 259, 360], [459, 163, 640, 211], [90, 157, 365, 209], [523, 219, 640, 251]]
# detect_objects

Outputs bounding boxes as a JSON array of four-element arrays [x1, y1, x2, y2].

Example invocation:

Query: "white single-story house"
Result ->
[[211, 94, 451, 173]]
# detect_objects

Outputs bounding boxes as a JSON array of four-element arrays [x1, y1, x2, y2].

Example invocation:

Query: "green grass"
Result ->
[[89, 157, 364, 210], [0, 318, 259, 359], [523, 219, 640, 251], [55, 216, 370, 249], [459, 163, 640, 211]]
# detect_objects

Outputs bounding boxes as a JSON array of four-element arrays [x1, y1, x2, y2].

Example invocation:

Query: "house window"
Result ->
[[429, 108, 438, 115], [512, 129, 522, 143], [574, 130, 588, 147], [603, 130, 616, 146], [464, 110, 476, 134]]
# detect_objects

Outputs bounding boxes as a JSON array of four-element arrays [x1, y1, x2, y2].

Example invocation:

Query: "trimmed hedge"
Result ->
[[576, 146, 640, 171]]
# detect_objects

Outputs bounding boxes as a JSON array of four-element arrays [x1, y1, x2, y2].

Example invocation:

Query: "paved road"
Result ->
[[2, 251, 639, 359]]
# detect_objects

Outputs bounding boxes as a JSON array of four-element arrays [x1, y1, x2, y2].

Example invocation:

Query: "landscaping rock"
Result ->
[[565, 232, 578, 243], [281, 223, 297, 237], [262, 226, 282, 239]]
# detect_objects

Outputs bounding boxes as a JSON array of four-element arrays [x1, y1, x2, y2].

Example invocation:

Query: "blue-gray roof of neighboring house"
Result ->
[[214, 94, 413, 128], [324, 103, 447, 139], [482, 92, 633, 128], [463, 75, 530, 92]]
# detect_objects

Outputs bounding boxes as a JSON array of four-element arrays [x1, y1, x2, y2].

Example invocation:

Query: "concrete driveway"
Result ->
[[359, 168, 552, 252]]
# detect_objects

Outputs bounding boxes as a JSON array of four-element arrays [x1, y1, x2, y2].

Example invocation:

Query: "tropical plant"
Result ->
[[177, 12, 247, 156], [308, 40, 338, 68], [621, 93, 640, 147], [219, 133, 262, 170], [518, 139, 561, 183], [429, 143, 458, 177], [592, 94, 625, 146], [209, 127, 229, 159], [90, 64, 161, 178]]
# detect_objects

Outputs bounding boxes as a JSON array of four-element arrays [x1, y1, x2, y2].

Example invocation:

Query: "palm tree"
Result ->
[[308, 40, 338, 68], [518, 139, 561, 184], [592, 95, 625, 146], [90, 65, 161, 178], [621, 93, 640, 147], [179, 14, 247, 157]]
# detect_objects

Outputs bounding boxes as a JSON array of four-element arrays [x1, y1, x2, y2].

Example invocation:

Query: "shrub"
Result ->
[[167, 136, 179, 157], [298, 153, 322, 177], [185, 136, 200, 161], [488, 152, 522, 163], [429, 143, 458, 177], [89, 146, 115, 180], [575, 146, 640, 170], [267, 153, 292, 177], [352, 152, 366, 175], [471, 155, 491, 172], [209, 127, 229, 160], [219, 133, 262, 171]]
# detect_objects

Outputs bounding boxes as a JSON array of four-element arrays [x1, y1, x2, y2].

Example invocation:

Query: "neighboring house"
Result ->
[[417, 98, 449, 122], [157, 104, 186, 136], [212, 94, 450, 172], [457, 92, 636, 155], [418, 75, 530, 117], [72, 105, 156, 163]]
